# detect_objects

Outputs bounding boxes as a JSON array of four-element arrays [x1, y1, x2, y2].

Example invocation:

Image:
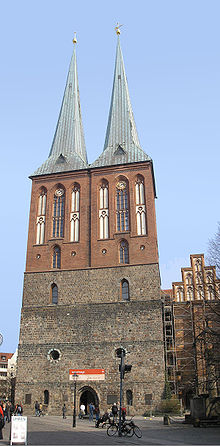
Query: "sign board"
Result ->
[[10, 416, 27, 445], [69, 368, 105, 381]]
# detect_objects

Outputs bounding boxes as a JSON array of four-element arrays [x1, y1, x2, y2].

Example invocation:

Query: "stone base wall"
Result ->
[[16, 264, 165, 414]]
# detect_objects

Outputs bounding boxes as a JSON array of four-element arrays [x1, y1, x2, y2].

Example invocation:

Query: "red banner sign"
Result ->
[[69, 368, 105, 381]]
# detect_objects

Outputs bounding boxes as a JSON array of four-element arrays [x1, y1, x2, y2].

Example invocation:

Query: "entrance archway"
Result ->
[[79, 386, 99, 415]]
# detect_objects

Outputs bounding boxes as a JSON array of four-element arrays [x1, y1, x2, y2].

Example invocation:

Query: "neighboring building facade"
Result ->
[[15, 34, 165, 414], [162, 254, 220, 408], [0, 351, 17, 401]]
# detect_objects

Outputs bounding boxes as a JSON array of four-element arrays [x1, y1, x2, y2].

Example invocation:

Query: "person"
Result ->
[[0, 403, 4, 440], [95, 411, 110, 428], [35, 401, 39, 416], [2, 403, 8, 424], [39, 402, 43, 416], [89, 402, 94, 421], [62, 404, 67, 419], [112, 403, 118, 422], [15, 403, 23, 416], [94, 406, 100, 423], [122, 406, 126, 421], [10, 403, 14, 420], [79, 403, 85, 419]]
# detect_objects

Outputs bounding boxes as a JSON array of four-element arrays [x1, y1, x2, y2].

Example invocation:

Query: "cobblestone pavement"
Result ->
[[0, 416, 220, 445]]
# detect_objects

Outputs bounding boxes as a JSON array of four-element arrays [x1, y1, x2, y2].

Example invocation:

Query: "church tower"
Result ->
[[16, 32, 165, 414]]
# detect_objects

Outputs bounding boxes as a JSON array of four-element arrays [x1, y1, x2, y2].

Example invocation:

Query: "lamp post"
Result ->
[[72, 373, 78, 428]]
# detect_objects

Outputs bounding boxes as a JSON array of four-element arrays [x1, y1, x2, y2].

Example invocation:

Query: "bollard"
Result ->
[[163, 414, 170, 425]]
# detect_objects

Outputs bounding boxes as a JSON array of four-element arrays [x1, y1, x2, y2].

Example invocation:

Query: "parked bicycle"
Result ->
[[107, 417, 142, 438]]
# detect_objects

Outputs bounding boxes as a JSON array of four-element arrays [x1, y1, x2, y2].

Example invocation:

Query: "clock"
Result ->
[[55, 188, 64, 197]]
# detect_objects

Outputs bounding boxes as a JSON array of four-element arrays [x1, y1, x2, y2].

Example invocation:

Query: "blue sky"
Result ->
[[1, 0, 219, 352]]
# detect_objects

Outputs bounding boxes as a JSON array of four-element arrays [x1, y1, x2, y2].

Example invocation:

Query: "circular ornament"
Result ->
[[55, 188, 64, 197], [47, 348, 61, 363], [102, 249, 107, 255], [116, 181, 126, 190], [140, 245, 145, 251]]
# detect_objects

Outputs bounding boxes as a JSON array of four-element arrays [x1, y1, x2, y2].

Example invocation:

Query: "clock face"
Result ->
[[0, 333, 3, 346], [55, 188, 64, 197], [116, 181, 126, 190]]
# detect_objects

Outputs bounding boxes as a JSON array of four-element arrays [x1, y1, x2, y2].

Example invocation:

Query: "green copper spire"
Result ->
[[32, 37, 88, 176], [92, 32, 151, 168]]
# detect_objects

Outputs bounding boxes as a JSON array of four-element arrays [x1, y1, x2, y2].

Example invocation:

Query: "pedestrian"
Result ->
[[2, 403, 8, 424], [62, 403, 67, 419], [15, 403, 23, 416], [94, 406, 100, 423], [122, 406, 126, 421], [79, 403, 85, 419], [112, 402, 118, 422], [89, 402, 95, 421], [35, 401, 39, 417], [39, 402, 43, 416], [10, 403, 14, 420], [0, 403, 4, 440]]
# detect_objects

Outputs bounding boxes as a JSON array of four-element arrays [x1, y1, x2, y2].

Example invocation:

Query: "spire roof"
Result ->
[[92, 36, 151, 168], [32, 41, 88, 176]]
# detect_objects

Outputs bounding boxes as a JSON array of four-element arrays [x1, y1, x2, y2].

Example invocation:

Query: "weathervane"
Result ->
[[115, 23, 123, 35], [72, 32, 77, 44]]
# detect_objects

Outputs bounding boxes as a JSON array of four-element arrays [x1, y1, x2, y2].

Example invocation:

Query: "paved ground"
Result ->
[[1, 415, 220, 445]]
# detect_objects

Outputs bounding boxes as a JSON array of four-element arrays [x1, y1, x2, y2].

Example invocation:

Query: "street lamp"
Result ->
[[115, 347, 132, 437], [72, 373, 78, 428]]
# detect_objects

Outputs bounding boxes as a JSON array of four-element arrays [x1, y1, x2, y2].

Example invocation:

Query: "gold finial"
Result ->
[[72, 32, 77, 44], [115, 23, 123, 35]]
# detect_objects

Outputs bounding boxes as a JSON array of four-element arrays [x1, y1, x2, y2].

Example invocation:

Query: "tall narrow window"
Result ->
[[121, 279, 130, 300], [99, 180, 109, 239], [36, 188, 47, 244], [52, 187, 65, 238], [53, 246, 61, 269], [44, 390, 49, 405], [116, 180, 129, 232], [135, 176, 146, 235], [70, 184, 80, 242], [119, 240, 129, 264], [51, 284, 58, 304]]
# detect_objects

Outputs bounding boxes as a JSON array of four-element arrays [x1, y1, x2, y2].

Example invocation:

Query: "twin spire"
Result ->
[[33, 31, 150, 176]]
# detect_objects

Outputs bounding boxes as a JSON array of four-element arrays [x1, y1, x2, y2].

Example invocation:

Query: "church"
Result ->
[[15, 29, 165, 414]]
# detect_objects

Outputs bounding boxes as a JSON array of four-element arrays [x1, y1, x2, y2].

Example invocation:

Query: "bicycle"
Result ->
[[107, 418, 142, 438]]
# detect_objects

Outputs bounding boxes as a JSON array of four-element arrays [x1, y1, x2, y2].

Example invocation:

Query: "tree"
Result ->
[[207, 222, 220, 278]]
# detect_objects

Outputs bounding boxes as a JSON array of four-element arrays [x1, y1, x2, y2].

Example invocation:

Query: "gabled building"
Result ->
[[15, 32, 165, 414], [162, 254, 220, 408]]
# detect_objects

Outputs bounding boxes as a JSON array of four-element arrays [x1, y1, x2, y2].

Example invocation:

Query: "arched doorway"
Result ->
[[79, 386, 99, 415]]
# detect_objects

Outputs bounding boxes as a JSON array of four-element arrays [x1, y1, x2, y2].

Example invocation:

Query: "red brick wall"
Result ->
[[26, 161, 158, 272]]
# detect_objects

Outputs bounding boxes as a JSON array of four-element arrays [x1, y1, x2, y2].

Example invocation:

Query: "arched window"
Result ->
[[186, 286, 193, 301], [198, 286, 204, 300], [126, 390, 133, 406], [135, 176, 147, 235], [70, 184, 80, 242], [52, 187, 65, 238], [51, 284, 58, 304], [53, 246, 61, 269], [119, 240, 129, 264], [206, 272, 213, 284], [44, 390, 49, 405], [121, 279, 130, 301], [186, 273, 192, 285], [208, 285, 214, 300], [116, 180, 129, 232], [36, 188, 47, 244], [177, 286, 184, 302], [99, 180, 109, 239], [195, 259, 202, 272]]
